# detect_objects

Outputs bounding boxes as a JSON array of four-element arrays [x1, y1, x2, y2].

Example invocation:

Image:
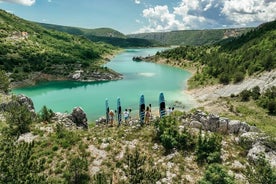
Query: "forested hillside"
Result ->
[[39, 23, 159, 48], [155, 20, 276, 87], [0, 10, 119, 84], [128, 28, 251, 46]]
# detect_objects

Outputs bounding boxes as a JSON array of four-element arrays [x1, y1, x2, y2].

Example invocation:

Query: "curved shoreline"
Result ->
[[10, 50, 124, 90]]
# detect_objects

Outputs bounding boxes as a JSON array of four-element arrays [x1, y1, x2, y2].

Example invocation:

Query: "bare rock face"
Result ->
[[69, 106, 88, 129], [16, 94, 35, 112]]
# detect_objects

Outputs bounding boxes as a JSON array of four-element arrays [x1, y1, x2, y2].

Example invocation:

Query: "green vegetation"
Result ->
[[196, 130, 222, 165], [198, 163, 235, 184], [245, 154, 276, 184], [39, 23, 159, 48], [155, 20, 276, 88], [122, 148, 161, 183], [4, 97, 34, 137], [154, 116, 196, 152], [0, 69, 10, 93], [1, 101, 275, 183], [0, 137, 47, 184], [238, 86, 276, 115], [0, 10, 118, 83], [129, 28, 251, 46]]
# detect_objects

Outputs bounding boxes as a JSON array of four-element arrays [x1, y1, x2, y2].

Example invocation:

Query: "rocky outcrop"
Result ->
[[188, 110, 276, 168], [69, 107, 88, 129], [238, 132, 276, 168], [0, 94, 35, 113], [189, 110, 258, 134], [52, 106, 88, 129], [16, 94, 35, 113]]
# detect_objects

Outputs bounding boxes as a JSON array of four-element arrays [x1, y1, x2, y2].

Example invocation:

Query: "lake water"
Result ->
[[13, 48, 195, 121]]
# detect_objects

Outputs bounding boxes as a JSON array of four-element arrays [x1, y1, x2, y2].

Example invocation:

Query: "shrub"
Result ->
[[155, 117, 196, 151], [198, 163, 235, 184], [196, 130, 222, 165], [240, 89, 251, 101], [0, 69, 9, 93], [122, 148, 161, 184], [234, 71, 245, 83], [39, 106, 54, 122]]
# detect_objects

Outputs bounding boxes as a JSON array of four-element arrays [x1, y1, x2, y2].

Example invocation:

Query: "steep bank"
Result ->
[[188, 70, 276, 104]]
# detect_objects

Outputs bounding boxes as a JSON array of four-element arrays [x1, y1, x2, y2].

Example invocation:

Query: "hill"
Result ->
[[39, 23, 159, 48], [152, 20, 276, 87], [0, 10, 121, 86], [128, 28, 252, 46], [0, 93, 275, 183]]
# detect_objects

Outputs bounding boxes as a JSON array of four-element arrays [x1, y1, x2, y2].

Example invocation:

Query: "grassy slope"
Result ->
[[128, 28, 251, 46], [0, 10, 118, 82], [39, 23, 159, 48]]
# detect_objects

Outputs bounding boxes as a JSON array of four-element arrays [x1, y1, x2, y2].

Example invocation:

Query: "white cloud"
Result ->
[[138, 5, 185, 32], [0, 0, 35, 6], [48, 0, 52, 3], [134, 0, 140, 4], [138, 0, 276, 33], [221, 0, 276, 26]]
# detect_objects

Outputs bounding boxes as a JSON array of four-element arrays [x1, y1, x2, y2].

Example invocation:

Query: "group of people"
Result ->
[[108, 108, 133, 126], [106, 104, 175, 127]]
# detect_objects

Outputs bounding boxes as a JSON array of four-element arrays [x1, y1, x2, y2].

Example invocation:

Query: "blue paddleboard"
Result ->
[[159, 92, 166, 118], [139, 94, 145, 124], [105, 98, 109, 124], [117, 97, 122, 125]]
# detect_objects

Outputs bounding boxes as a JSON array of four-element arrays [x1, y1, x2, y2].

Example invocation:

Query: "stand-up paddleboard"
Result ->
[[117, 97, 122, 125], [105, 98, 109, 124], [139, 94, 145, 124], [159, 92, 166, 118]]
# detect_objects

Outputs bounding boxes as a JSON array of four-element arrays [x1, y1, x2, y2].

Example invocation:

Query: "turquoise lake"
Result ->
[[13, 48, 195, 121]]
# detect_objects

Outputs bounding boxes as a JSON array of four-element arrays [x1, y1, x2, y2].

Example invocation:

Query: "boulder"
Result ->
[[218, 117, 229, 134], [239, 132, 263, 149], [228, 120, 241, 134], [207, 114, 220, 132], [239, 122, 251, 133], [69, 106, 88, 129], [16, 94, 35, 113], [190, 120, 203, 129], [247, 142, 276, 168], [96, 117, 107, 125]]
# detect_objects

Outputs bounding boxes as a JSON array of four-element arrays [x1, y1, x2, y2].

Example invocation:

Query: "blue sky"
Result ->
[[0, 0, 275, 34]]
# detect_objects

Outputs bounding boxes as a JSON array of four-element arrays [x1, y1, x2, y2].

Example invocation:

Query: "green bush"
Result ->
[[39, 105, 54, 122], [196, 130, 222, 165], [122, 148, 161, 184], [0, 69, 9, 93], [155, 117, 195, 151], [198, 163, 235, 184], [4, 98, 34, 136], [240, 89, 251, 101]]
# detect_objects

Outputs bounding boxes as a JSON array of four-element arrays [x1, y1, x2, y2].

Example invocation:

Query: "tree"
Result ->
[[39, 105, 54, 122], [4, 99, 34, 136], [251, 86, 261, 100], [122, 148, 161, 184], [0, 136, 46, 183], [65, 156, 90, 184], [0, 69, 10, 93], [196, 131, 222, 165], [240, 89, 251, 101], [198, 163, 235, 184]]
